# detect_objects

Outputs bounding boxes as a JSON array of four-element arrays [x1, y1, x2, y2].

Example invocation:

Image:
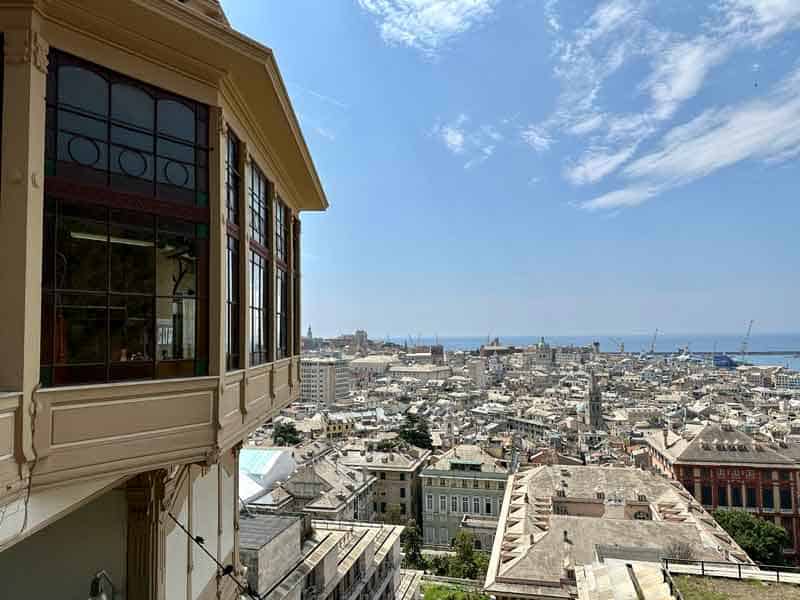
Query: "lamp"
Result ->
[[88, 570, 114, 600]]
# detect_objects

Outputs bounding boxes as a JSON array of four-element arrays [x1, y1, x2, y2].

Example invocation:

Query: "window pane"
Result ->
[[110, 217, 155, 293], [226, 236, 240, 370], [156, 297, 197, 360], [157, 226, 199, 297], [56, 294, 107, 364], [58, 207, 108, 291], [158, 99, 195, 142], [58, 65, 108, 116], [111, 83, 154, 130], [110, 294, 154, 362], [226, 132, 240, 225]]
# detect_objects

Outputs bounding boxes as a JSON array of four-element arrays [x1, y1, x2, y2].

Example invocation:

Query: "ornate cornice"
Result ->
[[3, 29, 49, 73]]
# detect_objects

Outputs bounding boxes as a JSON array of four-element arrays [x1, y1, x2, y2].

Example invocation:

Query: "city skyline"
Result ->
[[222, 0, 800, 336]]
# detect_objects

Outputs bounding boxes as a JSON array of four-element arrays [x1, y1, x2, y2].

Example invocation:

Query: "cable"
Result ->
[[166, 511, 263, 600], [21, 383, 42, 534]]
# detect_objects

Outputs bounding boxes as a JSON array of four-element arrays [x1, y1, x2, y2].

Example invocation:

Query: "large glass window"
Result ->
[[41, 50, 209, 387], [249, 164, 270, 365], [45, 51, 209, 206], [40, 200, 208, 386], [275, 198, 289, 359], [292, 218, 301, 355], [225, 130, 241, 371]]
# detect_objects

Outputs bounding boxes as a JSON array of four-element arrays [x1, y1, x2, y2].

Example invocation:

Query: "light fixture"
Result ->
[[88, 570, 114, 600]]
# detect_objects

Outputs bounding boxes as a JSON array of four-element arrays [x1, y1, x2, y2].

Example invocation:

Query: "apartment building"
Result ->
[[646, 423, 800, 559], [301, 356, 351, 405], [467, 358, 488, 389], [339, 443, 431, 524], [421, 445, 508, 548], [0, 1, 326, 598], [240, 514, 402, 600]]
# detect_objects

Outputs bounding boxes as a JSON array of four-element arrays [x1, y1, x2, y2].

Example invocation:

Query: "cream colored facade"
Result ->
[[0, 1, 326, 598]]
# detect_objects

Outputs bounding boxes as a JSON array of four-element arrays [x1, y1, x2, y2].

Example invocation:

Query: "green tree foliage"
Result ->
[[426, 532, 488, 581], [273, 421, 302, 446], [399, 412, 433, 450], [713, 509, 790, 565], [401, 519, 425, 569]]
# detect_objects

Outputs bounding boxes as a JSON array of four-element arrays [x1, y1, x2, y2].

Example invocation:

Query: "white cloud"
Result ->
[[565, 144, 639, 185], [642, 37, 729, 121], [581, 185, 659, 211], [433, 114, 504, 167], [521, 126, 552, 152], [581, 67, 800, 209], [567, 114, 604, 136], [357, 0, 498, 54], [719, 0, 800, 43]]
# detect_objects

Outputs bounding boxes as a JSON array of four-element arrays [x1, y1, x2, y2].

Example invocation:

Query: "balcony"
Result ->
[[0, 357, 300, 501]]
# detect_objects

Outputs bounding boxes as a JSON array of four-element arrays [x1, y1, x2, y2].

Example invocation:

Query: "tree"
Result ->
[[273, 421, 302, 446], [713, 509, 790, 565], [401, 519, 425, 569], [399, 413, 433, 450]]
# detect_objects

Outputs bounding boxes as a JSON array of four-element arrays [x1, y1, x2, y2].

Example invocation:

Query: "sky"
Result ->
[[220, 0, 800, 339]]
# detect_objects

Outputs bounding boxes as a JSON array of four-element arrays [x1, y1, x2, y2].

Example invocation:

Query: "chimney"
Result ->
[[662, 427, 668, 448]]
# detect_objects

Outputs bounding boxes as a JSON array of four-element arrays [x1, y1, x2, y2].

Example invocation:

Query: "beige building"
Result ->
[[339, 443, 432, 524], [0, 1, 326, 598], [301, 356, 352, 405]]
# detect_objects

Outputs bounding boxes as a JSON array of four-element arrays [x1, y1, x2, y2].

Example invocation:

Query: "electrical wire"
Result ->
[[167, 511, 263, 600]]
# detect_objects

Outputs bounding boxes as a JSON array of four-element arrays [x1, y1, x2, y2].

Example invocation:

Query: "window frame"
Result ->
[[41, 50, 210, 387], [225, 129, 242, 371], [274, 196, 290, 360], [248, 162, 271, 366]]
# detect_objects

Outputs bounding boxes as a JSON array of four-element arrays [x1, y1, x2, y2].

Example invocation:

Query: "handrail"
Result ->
[[662, 556, 800, 584]]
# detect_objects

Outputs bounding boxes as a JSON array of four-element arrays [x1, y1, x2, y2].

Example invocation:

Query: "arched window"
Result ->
[[634, 511, 649, 520]]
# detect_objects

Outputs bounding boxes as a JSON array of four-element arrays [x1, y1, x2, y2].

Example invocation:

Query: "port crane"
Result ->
[[740, 320, 754, 356], [610, 337, 625, 353], [649, 329, 659, 354]]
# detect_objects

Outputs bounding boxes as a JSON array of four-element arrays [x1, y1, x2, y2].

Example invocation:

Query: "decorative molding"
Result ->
[[3, 30, 49, 74]]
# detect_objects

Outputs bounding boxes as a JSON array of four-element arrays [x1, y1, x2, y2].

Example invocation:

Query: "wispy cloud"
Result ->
[[357, 0, 498, 55], [521, 125, 552, 152], [581, 67, 800, 209], [432, 114, 505, 168], [288, 81, 349, 110], [564, 144, 639, 185]]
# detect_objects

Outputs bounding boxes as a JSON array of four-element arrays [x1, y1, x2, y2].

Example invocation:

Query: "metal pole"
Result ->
[[701, 561, 704, 576], [737, 563, 741, 580]]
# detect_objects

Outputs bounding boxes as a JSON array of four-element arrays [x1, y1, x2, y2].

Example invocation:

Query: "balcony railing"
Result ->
[[0, 356, 300, 502]]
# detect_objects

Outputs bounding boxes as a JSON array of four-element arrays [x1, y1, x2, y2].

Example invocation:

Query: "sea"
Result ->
[[388, 333, 800, 370]]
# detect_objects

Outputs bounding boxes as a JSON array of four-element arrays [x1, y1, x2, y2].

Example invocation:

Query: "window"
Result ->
[[292, 218, 301, 356], [248, 164, 270, 365], [380, 472, 386, 480], [400, 473, 406, 481], [732, 487, 742, 507], [275, 198, 289, 359], [473, 497, 480, 514], [45, 51, 209, 206], [400, 502, 406, 515], [451, 496, 458, 512], [781, 471, 790, 481], [746, 487, 757, 508], [439, 528, 448, 545], [41, 52, 210, 387], [783, 518, 794, 544], [763, 487, 774, 510], [440, 478, 447, 487], [462, 497, 469, 513], [633, 511, 649, 520], [400, 487, 406, 498], [373, 501, 377, 514], [780, 488, 792, 510], [701, 485, 712, 506], [499, 482, 505, 491], [718, 486, 728, 506], [225, 130, 242, 371], [461, 480, 468, 488], [473, 479, 479, 489], [485, 481, 491, 489], [439, 495, 447, 513], [485, 499, 492, 515], [380, 502, 386, 514], [475, 540, 482, 550], [426, 495, 433, 511]]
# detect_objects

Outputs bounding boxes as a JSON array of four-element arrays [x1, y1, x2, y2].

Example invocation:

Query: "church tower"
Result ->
[[585, 372, 603, 430]]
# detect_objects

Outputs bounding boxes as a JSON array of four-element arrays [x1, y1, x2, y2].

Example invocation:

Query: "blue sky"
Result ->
[[221, 0, 800, 338]]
